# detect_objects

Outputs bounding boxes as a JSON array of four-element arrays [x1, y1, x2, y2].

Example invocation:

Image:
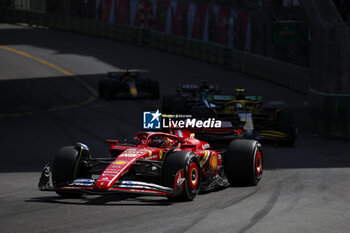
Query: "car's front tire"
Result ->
[[52, 145, 90, 198], [162, 151, 201, 201]]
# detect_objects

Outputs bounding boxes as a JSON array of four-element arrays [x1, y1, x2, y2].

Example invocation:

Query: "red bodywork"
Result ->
[[56, 130, 222, 196]]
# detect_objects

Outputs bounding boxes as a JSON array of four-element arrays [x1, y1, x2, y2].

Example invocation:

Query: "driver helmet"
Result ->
[[148, 137, 167, 147], [163, 137, 171, 147]]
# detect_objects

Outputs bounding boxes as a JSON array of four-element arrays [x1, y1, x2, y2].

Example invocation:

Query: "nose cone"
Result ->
[[95, 160, 129, 190], [94, 148, 152, 190], [95, 180, 109, 190]]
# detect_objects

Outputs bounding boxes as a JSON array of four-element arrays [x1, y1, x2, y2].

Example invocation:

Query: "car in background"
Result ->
[[162, 85, 297, 146], [162, 80, 220, 114], [98, 69, 159, 100], [206, 89, 297, 146]]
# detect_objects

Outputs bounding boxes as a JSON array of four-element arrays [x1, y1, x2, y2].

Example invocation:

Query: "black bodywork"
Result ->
[[98, 71, 159, 100], [162, 81, 220, 114]]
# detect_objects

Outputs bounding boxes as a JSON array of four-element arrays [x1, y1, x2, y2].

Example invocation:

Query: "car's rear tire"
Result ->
[[276, 110, 297, 146], [162, 151, 201, 201], [52, 145, 90, 198], [225, 139, 263, 186]]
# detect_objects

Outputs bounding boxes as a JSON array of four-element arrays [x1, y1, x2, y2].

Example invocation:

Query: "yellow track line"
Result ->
[[0, 45, 97, 119], [0, 46, 74, 76]]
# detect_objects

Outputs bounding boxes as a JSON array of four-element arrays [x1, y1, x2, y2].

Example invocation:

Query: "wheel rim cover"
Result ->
[[189, 162, 199, 189], [256, 151, 263, 176]]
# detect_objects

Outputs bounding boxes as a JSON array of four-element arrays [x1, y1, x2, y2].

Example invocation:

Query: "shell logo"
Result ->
[[209, 154, 217, 171], [114, 160, 127, 165]]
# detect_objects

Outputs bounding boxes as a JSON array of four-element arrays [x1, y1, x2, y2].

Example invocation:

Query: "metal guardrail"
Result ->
[[309, 89, 350, 140], [1, 7, 348, 140]]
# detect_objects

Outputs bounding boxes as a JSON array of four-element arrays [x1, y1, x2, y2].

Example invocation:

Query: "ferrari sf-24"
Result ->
[[39, 130, 263, 201]]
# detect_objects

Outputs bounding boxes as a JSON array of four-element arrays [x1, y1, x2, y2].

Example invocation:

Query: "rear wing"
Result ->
[[206, 94, 263, 102], [107, 71, 140, 78], [176, 83, 220, 93]]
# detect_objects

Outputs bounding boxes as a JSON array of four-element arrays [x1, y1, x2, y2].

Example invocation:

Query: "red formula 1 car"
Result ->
[[38, 130, 263, 201]]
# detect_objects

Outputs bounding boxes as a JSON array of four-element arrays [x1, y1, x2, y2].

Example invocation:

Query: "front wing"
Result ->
[[38, 163, 173, 196], [55, 180, 173, 196]]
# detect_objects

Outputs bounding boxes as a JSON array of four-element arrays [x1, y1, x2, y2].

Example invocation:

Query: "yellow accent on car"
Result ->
[[200, 150, 209, 165], [222, 100, 259, 114], [130, 87, 138, 97], [261, 130, 287, 138], [114, 160, 127, 165], [261, 130, 287, 136], [236, 88, 246, 92], [209, 154, 217, 171]]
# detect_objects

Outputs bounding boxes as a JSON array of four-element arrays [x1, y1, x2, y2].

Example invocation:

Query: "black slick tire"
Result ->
[[52, 146, 90, 198], [162, 151, 201, 201], [225, 139, 263, 186]]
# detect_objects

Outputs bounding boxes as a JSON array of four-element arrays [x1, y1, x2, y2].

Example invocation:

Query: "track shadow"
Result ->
[[26, 194, 172, 206], [0, 74, 98, 115], [0, 73, 159, 173]]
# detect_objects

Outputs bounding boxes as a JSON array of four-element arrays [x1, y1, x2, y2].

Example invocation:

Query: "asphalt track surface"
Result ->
[[0, 23, 349, 233]]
